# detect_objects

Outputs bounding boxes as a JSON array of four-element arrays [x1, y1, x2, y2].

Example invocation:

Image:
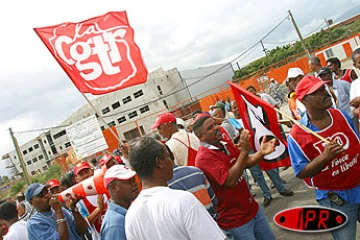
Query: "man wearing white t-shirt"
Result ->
[[126, 137, 226, 240], [0, 202, 28, 240], [152, 113, 200, 166]]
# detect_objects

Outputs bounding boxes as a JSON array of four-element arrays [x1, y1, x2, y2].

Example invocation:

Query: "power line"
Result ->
[[263, 21, 326, 45], [14, 124, 71, 134]]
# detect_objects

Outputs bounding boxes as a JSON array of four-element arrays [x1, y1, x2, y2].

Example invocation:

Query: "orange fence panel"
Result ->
[[102, 126, 120, 152]]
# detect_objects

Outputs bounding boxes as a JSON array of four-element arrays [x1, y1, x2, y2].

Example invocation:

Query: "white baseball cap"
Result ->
[[286, 68, 304, 80], [176, 118, 185, 127], [104, 165, 136, 188]]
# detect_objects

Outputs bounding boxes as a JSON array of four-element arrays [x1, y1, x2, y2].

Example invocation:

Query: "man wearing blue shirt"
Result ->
[[318, 67, 353, 118], [25, 183, 87, 240], [100, 165, 139, 240], [288, 75, 360, 240]]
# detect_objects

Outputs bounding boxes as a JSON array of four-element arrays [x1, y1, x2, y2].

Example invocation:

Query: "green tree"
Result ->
[[233, 19, 360, 81]]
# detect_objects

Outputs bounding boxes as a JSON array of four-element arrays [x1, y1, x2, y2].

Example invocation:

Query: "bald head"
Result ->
[[309, 56, 322, 73]]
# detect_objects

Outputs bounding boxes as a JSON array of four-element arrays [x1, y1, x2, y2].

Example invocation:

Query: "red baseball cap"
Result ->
[[46, 179, 61, 189], [74, 161, 91, 176], [99, 154, 115, 167], [151, 113, 176, 129], [295, 75, 330, 101]]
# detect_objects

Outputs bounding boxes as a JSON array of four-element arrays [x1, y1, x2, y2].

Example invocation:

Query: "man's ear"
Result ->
[[108, 182, 117, 193], [155, 156, 165, 169], [301, 96, 308, 105], [29, 199, 33, 206]]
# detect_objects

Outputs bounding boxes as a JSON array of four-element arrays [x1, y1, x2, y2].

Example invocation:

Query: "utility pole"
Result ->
[[9, 128, 31, 185], [260, 40, 269, 61], [324, 18, 334, 42], [178, 72, 193, 103], [288, 10, 311, 59]]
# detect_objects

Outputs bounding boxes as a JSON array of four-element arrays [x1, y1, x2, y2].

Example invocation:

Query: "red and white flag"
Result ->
[[34, 11, 148, 95], [229, 81, 291, 170]]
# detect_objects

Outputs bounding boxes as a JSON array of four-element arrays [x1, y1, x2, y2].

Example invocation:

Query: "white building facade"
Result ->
[[2, 67, 191, 176]]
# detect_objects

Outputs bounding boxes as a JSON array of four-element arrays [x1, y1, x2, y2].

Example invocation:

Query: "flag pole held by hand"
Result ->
[[274, 108, 331, 144]]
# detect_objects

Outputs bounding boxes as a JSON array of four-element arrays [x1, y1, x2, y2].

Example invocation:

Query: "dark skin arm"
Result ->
[[223, 130, 250, 188], [350, 97, 360, 117], [224, 132, 277, 187], [297, 140, 344, 179], [49, 195, 69, 240], [351, 69, 358, 81], [68, 194, 88, 236], [85, 194, 105, 225], [246, 136, 277, 168]]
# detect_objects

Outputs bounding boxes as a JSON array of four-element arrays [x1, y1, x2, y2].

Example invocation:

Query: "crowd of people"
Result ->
[[0, 50, 359, 240]]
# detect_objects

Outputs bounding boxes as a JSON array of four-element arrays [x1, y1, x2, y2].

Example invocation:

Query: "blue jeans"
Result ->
[[243, 170, 252, 191], [249, 164, 286, 198], [223, 206, 275, 240], [317, 198, 359, 240]]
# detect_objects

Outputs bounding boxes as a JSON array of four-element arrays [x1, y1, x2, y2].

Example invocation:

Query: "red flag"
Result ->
[[228, 81, 291, 170], [34, 12, 148, 95]]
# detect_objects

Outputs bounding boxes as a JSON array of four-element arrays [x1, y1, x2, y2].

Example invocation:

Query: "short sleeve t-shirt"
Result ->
[[27, 208, 81, 240], [350, 78, 360, 102], [195, 142, 259, 230], [166, 130, 200, 166], [100, 202, 126, 240], [4, 220, 28, 240], [288, 110, 360, 203], [125, 187, 226, 240]]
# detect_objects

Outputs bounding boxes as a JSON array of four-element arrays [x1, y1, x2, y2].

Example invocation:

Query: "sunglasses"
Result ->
[[33, 188, 48, 199]]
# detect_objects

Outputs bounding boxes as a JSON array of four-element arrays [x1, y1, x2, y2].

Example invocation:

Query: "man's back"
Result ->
[[100, 202, 126, 240], [333, 80, 352, 117], [125, 187, 225, 240], [4, 220, 28, 240], [168, 166, 217, 216], [166, 130, 200, 166]]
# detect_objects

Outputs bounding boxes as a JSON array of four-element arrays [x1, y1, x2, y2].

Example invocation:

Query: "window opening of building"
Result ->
[[163, 100, 169, 109], [128, 111, 138, 119], [123, 96, 132, 104], [134, 90, 144, 98], [102, 107, 110, 115], [157, 85, 163, 95], [53, 130, 67, 140], [112, 101, 121, 110], [140, 105, 150, 114], [118, 116, 126, 124]]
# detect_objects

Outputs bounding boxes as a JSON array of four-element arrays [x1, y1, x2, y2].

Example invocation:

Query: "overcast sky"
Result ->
[[0, 0, 358, 175]]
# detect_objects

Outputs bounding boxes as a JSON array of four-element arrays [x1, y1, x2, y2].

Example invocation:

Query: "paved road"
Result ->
[[250, 99, 360, 239]]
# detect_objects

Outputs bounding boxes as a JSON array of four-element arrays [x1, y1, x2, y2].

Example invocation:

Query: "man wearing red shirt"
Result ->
[[193, 114, 276, 239]]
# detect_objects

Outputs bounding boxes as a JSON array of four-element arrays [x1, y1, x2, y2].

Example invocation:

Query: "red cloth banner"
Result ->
[[229, 81, 291, 170], [34, 11, 148, 95]]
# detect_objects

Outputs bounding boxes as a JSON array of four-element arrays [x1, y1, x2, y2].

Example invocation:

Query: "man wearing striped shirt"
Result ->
[[168, 156, 218, 219]]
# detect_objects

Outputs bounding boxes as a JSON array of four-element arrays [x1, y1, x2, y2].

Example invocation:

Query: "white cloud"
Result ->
[[0, 0, 358, 175]]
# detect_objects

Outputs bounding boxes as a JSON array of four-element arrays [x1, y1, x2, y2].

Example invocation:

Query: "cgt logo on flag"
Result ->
[[34, 12, 148, 95]]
